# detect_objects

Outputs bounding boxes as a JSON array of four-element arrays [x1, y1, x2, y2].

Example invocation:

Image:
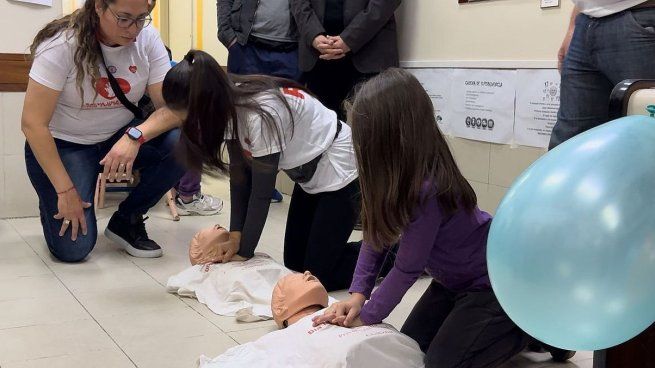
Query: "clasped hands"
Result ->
[[312, 35, 351, 60]]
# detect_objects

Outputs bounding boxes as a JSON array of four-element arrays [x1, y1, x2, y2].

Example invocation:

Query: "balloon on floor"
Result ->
[[487, 115, 655, 351]]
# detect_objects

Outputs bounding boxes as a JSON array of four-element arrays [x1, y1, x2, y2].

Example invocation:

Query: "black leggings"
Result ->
[[401, 281, 528, 368], [283, 180, 361, 291]]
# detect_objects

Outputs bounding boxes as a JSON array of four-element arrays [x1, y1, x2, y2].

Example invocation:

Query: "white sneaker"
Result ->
[[175, 193, 223, 216]]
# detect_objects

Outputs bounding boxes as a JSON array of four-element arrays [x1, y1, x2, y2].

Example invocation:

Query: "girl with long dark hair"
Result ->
[[313, 68, 528, 367], [162, 50, 360, 291]]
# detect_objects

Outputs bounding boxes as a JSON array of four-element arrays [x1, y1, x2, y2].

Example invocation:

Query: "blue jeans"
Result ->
[[549, 8, 655, 149], [227, 42, 302, 82], [24, 122, 186, 262]]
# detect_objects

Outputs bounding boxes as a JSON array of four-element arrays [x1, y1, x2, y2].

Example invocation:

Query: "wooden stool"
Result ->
[[94, 172, 179, 221]]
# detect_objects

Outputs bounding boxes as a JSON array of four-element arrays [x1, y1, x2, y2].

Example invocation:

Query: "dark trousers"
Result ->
[[550, 9, 655, 149], [176, 169, 201, 197], [401, 281, 528, 368], [227, 42, 302, 82], [304, 57, 376, 121], [283, 180, 360, 291], [24, 122, 186, 262]]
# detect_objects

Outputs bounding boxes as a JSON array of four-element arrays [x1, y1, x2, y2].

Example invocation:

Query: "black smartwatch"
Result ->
[[125, 127, 145, 144]]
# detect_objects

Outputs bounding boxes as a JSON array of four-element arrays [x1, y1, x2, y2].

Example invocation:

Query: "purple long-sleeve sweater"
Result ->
[[349, 189, 492, 325]]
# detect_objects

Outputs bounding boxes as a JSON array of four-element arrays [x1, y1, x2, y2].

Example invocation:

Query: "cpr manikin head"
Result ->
[[189, 225, 229, 265], [272, 271, 329, 328]]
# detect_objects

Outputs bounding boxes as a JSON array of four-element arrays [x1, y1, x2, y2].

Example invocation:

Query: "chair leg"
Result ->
[[98, 173, 107, 209], [166, 189, 180, 221], [94, 173, 101, 214]]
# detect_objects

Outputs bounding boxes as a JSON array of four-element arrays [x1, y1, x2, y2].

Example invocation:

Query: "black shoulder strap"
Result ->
[[101, 54, 144, 120]]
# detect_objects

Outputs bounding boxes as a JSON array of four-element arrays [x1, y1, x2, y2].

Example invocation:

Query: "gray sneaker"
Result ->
[[175, 193, 223, 216]]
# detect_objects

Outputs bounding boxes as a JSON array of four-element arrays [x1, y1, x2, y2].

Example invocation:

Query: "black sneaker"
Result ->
[[534, 341, 575, 362], [104, 212, 162, 258], [547, 346, 576, 362]]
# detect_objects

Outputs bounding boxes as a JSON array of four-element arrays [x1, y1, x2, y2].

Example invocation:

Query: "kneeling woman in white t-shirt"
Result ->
[[22, 0, 186, 262], [163, 50, 361, 291]]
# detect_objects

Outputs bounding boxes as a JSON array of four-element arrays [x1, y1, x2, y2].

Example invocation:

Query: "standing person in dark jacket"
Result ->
[[290, 0, 401, 120]]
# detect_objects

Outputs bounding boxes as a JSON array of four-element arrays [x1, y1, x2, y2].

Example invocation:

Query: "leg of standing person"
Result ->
[[24, 140, 99, 262], [254, 45, 303, 82], [305, 57, 376, 121], [549, 10, 655, 150], [549, 14, 614, 150], [305, 58, 352, 120]]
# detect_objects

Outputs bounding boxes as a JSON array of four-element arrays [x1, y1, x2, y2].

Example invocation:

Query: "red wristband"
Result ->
[[56, 185, 75, 195], [125, 127, 146, 144]]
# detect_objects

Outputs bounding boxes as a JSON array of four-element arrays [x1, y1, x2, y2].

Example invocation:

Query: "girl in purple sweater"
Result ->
[[312, 68, 528, 368]]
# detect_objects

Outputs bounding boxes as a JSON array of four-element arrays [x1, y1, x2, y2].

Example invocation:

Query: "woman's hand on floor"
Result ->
[[312, 293, 366, 328]]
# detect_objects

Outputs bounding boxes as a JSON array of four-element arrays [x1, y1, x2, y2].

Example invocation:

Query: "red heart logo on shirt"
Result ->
[[95, 77, 132, 100], [129, 65, 137, 73]]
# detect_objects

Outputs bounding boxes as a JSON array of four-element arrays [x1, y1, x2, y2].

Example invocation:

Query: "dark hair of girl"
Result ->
[[348, 68, 477, 251], [162, 49, 309, 175]]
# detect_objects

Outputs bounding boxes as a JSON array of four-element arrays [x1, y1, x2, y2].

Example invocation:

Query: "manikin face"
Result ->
[[97, 0, 151, 47], [188, 225, 230, 265], [271, 272, 329, 328]]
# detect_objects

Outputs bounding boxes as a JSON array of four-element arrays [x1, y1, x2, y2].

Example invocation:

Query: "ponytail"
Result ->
[[163, 50, 308, 176], [163, 50, 237, 175]]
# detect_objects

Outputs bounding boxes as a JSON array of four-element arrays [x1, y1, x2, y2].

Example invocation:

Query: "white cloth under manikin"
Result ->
[[198, 310, 425, 368], [166, 254, 292, 322]]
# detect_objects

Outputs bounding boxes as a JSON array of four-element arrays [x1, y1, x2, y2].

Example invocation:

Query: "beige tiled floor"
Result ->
[[0, 180, 593, 367]]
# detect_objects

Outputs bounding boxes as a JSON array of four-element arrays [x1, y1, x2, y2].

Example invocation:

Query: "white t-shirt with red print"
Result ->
[[235, 88, 358, 194], [29, 26, 171, 144]]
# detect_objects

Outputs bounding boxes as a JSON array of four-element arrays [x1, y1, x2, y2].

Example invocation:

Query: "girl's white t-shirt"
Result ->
[[235, 88, 358, 194], [29, 26, 171, 144], [572, 0, 647, 16]]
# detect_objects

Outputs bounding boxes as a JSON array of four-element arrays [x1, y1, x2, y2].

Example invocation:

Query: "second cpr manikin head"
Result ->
[[189, 224, 229, 265], [271, 272, 329, 328]]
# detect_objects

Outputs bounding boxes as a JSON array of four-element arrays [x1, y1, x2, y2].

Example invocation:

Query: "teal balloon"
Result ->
[[488, 115, 655, 351]]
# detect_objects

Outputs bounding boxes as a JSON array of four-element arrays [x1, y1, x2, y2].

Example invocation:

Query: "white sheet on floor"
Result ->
[[198, 310, 425, 368], [166, 254, 292, 322]]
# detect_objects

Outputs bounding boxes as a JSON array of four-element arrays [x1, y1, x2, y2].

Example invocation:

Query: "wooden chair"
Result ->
[[94, 171, 179, 221], [590, 80, 655, 368]]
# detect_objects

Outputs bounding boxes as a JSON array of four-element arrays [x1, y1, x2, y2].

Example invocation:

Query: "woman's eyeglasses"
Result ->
[[106, 6, 152, 29]]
